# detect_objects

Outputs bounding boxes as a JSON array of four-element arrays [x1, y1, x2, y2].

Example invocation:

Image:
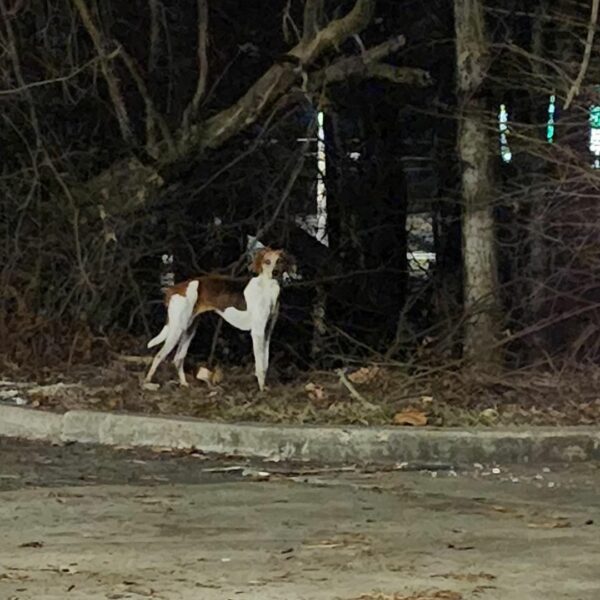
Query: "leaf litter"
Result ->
[[4, 360, 600, 427]]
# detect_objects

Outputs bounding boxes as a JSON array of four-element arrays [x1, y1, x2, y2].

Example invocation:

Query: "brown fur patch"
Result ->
[[164, 276, 248, 314]]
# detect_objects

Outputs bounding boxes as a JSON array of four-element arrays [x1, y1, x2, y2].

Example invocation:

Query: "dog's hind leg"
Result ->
[[145, 325, 183, 384], [144, 295, 190, 384], [173, 320, 199, 387]]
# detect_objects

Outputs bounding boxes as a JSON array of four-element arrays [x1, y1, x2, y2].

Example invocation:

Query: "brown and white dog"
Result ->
[[144, 247, 296, 390]]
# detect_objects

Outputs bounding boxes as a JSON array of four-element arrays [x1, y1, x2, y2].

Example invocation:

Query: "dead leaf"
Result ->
[[19, 541, 43, 548], [0, 572, 30, 581], [348, 366, 381, 385], [195, 366, 212, 383], [211, 366, 224, 385], [447, 543, 475, 551], [432, 572, 496, 582], [304, 533, 371, 549], [527, 519, 571, 529], [393, 409, 428, 426], [57, 565, 78, 574], [122, 584, 155, 597], [305, 382, 327, 403], [472, 585, 497, 595], [241, 468, 270, 481], [196, 365, 224, 386], [304, 540, 345, 549]]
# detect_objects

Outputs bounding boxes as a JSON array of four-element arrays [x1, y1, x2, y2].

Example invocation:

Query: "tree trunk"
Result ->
[[525, 0, 550, 358], [454, 0, 502, 367]]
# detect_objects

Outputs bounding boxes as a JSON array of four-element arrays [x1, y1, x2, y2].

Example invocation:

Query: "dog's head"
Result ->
[[250, 248, 298, 284]]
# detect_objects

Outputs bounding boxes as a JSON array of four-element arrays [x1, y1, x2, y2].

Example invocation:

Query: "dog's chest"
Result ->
[[244, 278, 279, 318]]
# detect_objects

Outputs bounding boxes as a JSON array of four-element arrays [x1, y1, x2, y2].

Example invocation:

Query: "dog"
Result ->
[[144, 247, 296, 390]]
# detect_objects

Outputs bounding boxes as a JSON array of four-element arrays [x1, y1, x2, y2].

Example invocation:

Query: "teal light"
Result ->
[[546, 94, 555, 143], [590, 104, 600, 169]]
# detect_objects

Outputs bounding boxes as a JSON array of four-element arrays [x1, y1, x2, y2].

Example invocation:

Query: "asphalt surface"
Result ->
[[0, 438, 599, 600]]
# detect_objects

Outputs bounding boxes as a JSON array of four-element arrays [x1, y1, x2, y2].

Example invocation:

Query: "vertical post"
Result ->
[[316, 110, 329, 246]]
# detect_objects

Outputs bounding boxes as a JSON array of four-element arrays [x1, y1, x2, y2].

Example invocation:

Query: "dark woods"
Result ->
[[1, 0, 599, 375]]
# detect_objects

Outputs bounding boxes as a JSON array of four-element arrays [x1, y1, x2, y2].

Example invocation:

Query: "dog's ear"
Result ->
[[250, 248, 267, 274]]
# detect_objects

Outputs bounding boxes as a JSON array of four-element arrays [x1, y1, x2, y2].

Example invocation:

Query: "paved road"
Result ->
[[0, 438, 598, 600]]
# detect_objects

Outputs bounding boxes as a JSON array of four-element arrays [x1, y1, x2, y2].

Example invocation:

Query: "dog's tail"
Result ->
[[147, 325, 169, 348]]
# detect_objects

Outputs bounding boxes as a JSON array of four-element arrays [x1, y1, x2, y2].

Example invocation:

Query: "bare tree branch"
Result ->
[[117, 45, 175, 158], [308, 35, 432, 88], [302, 0, 324, 43], [564, 0, 599, 109], [364, 63, 433, 86], [79, 0, 427, 218], [0, 51, 119, 97], [184, 0, 376, 152], [182, 0, 209, 131], [71, 0, 135, 144], [282, 0, 301, 44], [292, 0, 375, 64], [0, 0, 41, 141], [148, 0, 160, 72], [359, 35, 406, 63]]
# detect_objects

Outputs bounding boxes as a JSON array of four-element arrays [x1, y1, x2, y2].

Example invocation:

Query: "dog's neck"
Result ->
[[256, 271, 277, 283]]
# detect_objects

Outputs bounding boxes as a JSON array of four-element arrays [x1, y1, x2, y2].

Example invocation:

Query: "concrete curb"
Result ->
[[1, 404, 599, 464]]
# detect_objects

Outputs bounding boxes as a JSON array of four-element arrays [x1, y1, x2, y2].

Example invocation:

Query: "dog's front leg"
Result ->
[[263, 303, 279, 380], [251, 327, 266, 391]]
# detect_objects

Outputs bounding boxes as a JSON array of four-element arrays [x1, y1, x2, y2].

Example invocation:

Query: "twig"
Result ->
[[282, 0, 301, 43], [182, 0, 209, 131], [72, 0, 135, 144], [117, 44, 175, 156], [337, 369, 379, 411], [148, 0, 160, 72], [564, 0, 599, 109], [302, 0, 324, 42], [207, 318, 222, 367], [111, 353, 153, 365], [0, 0, 41, 140], [0, 51, 119, 97]]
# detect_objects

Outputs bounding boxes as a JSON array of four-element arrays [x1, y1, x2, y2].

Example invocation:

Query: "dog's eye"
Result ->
[[264, 259, 271, 265]]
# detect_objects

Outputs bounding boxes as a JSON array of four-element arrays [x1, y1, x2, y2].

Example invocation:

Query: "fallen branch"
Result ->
[[337, 369, 379, 411]]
